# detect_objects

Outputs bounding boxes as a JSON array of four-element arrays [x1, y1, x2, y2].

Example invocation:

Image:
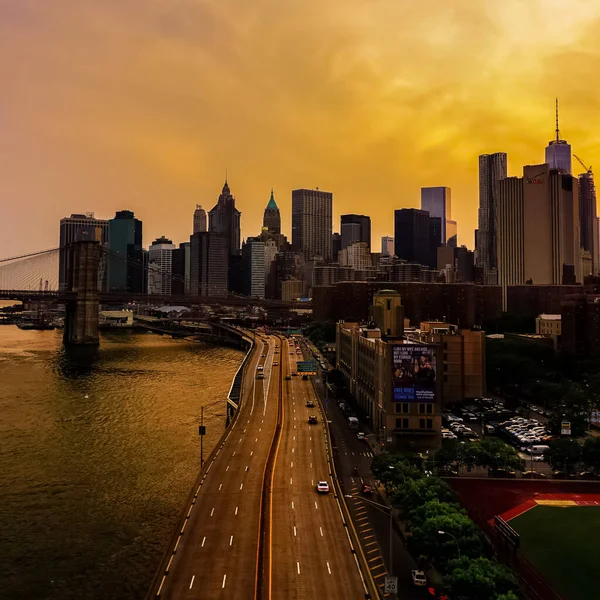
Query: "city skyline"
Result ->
[[2, 1, 600, 257]]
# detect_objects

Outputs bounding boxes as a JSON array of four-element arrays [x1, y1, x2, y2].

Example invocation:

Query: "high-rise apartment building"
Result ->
[[263, 190, 281, 235], [420, 187, 457, 247], [148, 236, 176, 295], [242, 238, 266, 299], [193, 205, 207, 234], [339, 242, 371, 270], [106, 210, 143, 293], [291, 188, 333, 261], [381, 236, 394, 257], [209, 180, 241, 257], [340, 214, 371, 249], [545, 99, 572, 175], [332, 233, 342, 261], [189, 232, 228, 297], [394, 209, 438, 269], [59, 213, 108, 291], [477, 152, 508, 284]]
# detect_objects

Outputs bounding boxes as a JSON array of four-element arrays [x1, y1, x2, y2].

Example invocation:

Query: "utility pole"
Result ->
[[199, 406, 206, 469]]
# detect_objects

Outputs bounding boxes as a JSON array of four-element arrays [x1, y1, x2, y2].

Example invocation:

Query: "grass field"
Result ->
[[511, 506, 600, 600]]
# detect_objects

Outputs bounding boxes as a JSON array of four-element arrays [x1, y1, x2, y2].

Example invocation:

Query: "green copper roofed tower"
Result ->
[[263, 189, 281, 234]]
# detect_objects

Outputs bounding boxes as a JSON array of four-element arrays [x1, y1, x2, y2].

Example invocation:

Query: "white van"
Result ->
[[531, 445, 550, 455], [348, 416, 359, 429]]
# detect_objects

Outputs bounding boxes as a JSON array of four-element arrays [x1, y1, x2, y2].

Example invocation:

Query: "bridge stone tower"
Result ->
[[63, 240, 101, 345]]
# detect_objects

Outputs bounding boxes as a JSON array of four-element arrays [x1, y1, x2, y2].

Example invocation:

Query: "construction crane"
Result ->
[[574, 154, 593, 176]]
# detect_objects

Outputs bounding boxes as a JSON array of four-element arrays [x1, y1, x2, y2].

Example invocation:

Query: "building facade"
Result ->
[[477, 152, 508, 284], [193, 205, 207, 234], [421, 186, 457, 247], [381, 236, 394, 257], [340, 214, 371, 249], [148, 236, 176, 295], [59, 213, 108, 291], [291, 188, 333, 261], [106, 210, 143, 293], [394, 208, 437, 268], [263, 190, 281, 235], [339, 241, 371, 270], [242, 238, 266, 298], [578, 172, 597, 277], [189, 232, 228, 297], [208, 180, 241, 257]]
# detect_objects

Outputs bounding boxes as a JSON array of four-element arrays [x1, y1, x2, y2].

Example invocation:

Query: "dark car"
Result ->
[[306, 401, 315, 408], [362, 484, 373, 496], [522, 470, 546, 479], [308, 416, 318, 424], [285, 375, 291, 380], [489, 468, 517, 478], [302, 375, 309, 380]]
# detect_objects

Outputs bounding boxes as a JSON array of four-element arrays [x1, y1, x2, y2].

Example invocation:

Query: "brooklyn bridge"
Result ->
[[0, 241, 311, 345]]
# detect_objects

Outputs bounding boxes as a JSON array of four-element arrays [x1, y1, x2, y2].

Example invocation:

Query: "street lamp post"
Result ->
[[345, 494, 395, 593], [438, 529, 461, 558]]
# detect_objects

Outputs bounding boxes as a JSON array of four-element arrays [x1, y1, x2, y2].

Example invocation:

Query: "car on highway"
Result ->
[[256, 373, 264, 379], [411, 570, 427, 586], [361, 484, 372, 495], [273, 362, 278, 366], [308, 415, 318, 424], [302, 375, 309, 380], [292, 372, 298, 376], [316, 481, 330, 493], [356, 432, 365, 441], [285, 375, 291, 380], [306, 400, 315, 408], [257, 365, 264, 371], [261, 353, 266, 357]]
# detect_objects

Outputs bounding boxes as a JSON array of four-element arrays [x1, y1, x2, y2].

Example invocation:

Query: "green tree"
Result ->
[[497, 592, 521, 600], [409, 512, 483, 567], [392, 477, 455, 520], [407, 499, 462, 529], [581, 437, 600, 472], [474, 438, 524, 472], [545, 438, 582, 473], [444, 557, 519, 600], [371, 455, 422, 493]]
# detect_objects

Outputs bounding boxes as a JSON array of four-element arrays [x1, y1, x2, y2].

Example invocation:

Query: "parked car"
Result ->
[[356, 432, 365, 441], [522, 471, 546, 479], [411, 570, 427, 586]]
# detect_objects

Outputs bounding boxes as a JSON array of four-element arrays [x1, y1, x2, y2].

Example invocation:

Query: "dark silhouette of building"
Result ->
[[209, 180, 241, 257], [171, 245, 186, 295], [578, 171, 597, 276], [394, 209, 438, 269], [263, 190, 281, 235], [193, 205, 207, 233], [189, 232, 228, 297], [107, 210, 143, 293], [340, 214, 371, 249], [561, 293, 600, 355], [292, 188, 333, 261], [332, 233, 342, 261]]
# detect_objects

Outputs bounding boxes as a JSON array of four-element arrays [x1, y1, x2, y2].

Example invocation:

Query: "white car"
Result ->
[[356, 432, 365, 441], [412, 570, 427, 586], [316, 481, 330, 493]]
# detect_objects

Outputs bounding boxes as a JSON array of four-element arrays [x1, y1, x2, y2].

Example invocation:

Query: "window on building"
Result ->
[[387, 300, 391, 310], [395, 404, 402, 414], [443, 375, 448, 383], [443, 364, 448, 372], [426, 404, 433, 414], [443, 342, 447, 350], [403, 403, 409, 414], [426, 418, 433, 429], [419, 418, 425, 429], [395, 418, 409, 429]]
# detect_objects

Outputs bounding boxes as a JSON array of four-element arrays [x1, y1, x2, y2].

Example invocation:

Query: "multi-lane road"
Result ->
[[149, 334, 372, 600]]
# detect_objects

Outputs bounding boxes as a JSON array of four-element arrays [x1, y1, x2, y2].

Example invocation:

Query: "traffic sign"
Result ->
[[561, 421, 571, 436], [297, 360, 317, 374], [384, 576, 398, 594]]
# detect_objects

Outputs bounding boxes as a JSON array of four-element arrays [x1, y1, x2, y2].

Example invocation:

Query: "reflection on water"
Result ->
[[0, 327, 243, 600]]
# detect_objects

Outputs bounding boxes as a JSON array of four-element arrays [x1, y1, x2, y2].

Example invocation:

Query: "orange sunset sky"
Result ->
[[1, 0, 600, 258]]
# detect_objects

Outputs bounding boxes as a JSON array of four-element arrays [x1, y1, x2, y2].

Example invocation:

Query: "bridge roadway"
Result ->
[[156, 334, 280, 599], [270, 343, 367, 599]]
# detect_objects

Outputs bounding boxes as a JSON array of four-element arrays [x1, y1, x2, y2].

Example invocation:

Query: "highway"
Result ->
[[153, 334, 281, 600], [270, 341, 367, 599]]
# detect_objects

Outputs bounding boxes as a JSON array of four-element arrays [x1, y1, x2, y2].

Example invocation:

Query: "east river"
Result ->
[[0, 324, 243, 599]]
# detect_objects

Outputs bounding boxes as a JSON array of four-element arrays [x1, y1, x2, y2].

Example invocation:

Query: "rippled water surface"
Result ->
[[0, 327, 243, 599]]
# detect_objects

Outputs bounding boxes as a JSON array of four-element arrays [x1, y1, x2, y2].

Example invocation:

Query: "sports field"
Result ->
[[511, 505, 600, 600]]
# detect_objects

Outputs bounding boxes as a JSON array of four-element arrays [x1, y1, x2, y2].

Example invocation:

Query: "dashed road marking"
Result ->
[[202, 536, 206, 547]]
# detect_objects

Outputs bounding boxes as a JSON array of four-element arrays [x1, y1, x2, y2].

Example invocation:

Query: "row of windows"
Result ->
[[395, 417, 434, 430], [394, 403, 434, 415]]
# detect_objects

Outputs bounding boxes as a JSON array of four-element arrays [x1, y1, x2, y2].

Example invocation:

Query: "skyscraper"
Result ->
[[340, 214, 371, 249], [420, 187, 457, 247], [59, 213, 108, 291], [331, 233, 342, 261], [545, 99, 572, 175], [106, 210, 143, 293], [242, 238, 266, 298], [189, 232, 228, 297], [148, 236, 176, 295], [263, 190, 281, 235], [578, 170, 597, 276], [193, 205, 207, 234], [292, 188, 333, 261], [381, 236, 394, 257], [340, 222, 361, 250], [209, 180, 241, 257], [394, 209, 438, 268], [477, 152, 508, 283]]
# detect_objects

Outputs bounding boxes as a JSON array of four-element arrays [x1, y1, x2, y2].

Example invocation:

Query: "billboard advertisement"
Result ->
[[392, 344, 437, 402]]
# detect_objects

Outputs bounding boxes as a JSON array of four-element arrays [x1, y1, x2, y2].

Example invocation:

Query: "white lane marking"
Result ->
[[255, 437, 258, 442], [230, 535, 234, 546], [259, 428, 262, 432], [243, 428, 246, 433], [291, 461, 294, 467], [297, 561, 301, 574], [310, 449, 312, 454], [235, 506, 239, 515], [222, 574, 227, 589], [219, 484, 223, 490], [312, 479, 314, 486], [292, 448, 295, 453], [291, 501, 294, 509], [290, 477, 293, 485], [202, 536, 206, 546], [239, 438, 243, 443], [190, 575, 195, 588], [293, 436, 296, 441], [232, 451, 236, 457], [240, 483, 244, 490], [294, 526, 297, 536], [320, 527, 323, 537], [310, 437, 312, 441], [315, 501, 318, 509], [210, 508, 215, 516], [250, 450, 254, 456], [226, 465, 230, 472], [327, 562, 331, 575]]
